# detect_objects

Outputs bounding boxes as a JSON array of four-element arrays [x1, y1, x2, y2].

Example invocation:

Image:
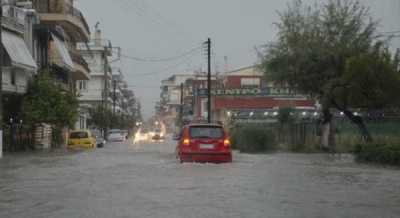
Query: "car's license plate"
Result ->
[[200, 144, 214, 149]]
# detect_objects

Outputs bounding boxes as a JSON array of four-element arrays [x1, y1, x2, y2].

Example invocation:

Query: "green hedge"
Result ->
[[354, 144, 400, 166], [230, 125, 276, 153]]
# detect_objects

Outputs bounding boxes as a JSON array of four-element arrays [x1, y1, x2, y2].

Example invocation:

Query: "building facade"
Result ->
[[157, 74, 197, 131], [75, 27, 112, 129], [201, 66, 316, 124], [33, 0, 91, 87], [158, 66, 316, 128]]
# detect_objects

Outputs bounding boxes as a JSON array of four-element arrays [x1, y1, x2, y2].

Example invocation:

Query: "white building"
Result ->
[[160, 74, 194, 106], [75, 28, 113, 129], [2, 4, 38, 95]]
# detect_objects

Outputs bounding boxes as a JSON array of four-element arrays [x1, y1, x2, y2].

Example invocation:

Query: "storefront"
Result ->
[[193, 66, 316, 123]]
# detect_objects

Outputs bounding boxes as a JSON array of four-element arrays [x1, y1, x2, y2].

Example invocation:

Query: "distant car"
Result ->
[[175, 123, 232, 163], [152, 129, 163, 141], [107, 129, 125, 142], [91, 130, 106, 148], [68, 130, 96, 149], [152, 134, 161, 140]]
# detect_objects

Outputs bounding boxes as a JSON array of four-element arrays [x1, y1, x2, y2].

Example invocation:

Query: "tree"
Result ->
[[88, 105, 112, 130], [261, 0, 400, 148], [22, 70, 79, 146]]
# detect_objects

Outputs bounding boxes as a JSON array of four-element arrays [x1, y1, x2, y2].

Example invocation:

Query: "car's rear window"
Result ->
[[70, 132, 88, 139], [189, 126, 224, 139]]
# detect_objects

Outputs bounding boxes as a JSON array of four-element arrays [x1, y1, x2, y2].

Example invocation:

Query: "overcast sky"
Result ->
[[76, 0, 400, 119]]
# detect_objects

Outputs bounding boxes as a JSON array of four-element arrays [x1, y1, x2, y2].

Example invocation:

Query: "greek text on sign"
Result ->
[[197, 88, 297, 96]]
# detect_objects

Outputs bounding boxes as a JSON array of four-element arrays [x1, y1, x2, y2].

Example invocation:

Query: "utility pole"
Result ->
[[180, 83, 184, 125], [206, 38, 211, 123], [113, 79, 117, 116], [0, 5, 3, 158], [102, 55, 109, 138]]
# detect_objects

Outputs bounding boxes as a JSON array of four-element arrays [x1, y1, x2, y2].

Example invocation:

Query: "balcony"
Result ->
[[34, 0, 90, 42], [69, 49, 90, 80], [2, 16, 24, 34]]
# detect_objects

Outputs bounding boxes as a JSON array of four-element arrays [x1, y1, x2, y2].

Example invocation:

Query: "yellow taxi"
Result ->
[[67, 130, 96, 149]]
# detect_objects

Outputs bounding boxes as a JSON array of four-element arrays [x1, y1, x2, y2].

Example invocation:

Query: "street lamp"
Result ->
[[0, 5, 3, 158]]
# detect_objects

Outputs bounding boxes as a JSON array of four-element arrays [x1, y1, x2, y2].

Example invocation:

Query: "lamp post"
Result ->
[[9, 118, 14, 151], [0, 4, 3, 158]]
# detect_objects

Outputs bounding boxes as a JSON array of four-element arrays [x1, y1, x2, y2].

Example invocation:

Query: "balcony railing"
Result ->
[[69, 50, 90, 73], [34, 0, 90, 35], [64, 4, 90, 35]]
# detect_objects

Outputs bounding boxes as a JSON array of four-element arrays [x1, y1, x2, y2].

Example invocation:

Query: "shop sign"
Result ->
[[197, 88, 296, 96]]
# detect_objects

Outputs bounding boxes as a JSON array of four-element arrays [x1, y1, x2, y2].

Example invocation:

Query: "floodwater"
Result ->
[[0, 139, 399, 218]]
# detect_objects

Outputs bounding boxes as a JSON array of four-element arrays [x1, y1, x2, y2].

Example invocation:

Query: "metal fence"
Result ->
[[2, 124, 34, 152], [273, 122, 319, 147], [231, 117, 400, 151]]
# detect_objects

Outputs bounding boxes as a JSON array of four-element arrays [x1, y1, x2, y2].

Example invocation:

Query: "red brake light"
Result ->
[[181, 128, 191, 146], [183, 138, 190, 146], [224, 139, 230, 146]]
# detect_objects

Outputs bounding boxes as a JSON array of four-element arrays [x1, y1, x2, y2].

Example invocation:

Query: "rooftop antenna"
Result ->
[[95, 21, 100, 30]]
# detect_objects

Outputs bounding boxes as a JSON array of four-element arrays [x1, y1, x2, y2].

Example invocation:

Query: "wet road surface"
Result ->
[[0, 139, 399, 218]]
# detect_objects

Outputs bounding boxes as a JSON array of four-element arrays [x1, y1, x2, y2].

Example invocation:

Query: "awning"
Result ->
[[2, 30, 37, 71], [51, 33, 74, 70]]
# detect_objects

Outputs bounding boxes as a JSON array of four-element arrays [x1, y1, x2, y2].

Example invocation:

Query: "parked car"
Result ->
[[175, 123, 232, 163], [91, 129, 106, 148], [68, 130, 96, 149], [107, 129, 125, 142]]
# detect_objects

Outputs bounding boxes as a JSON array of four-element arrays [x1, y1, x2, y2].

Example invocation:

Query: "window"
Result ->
[[189, 126, 224, 139], [78, 80, 88, 91], [69, 132, 88, 139], [241, 78, 260, 88]]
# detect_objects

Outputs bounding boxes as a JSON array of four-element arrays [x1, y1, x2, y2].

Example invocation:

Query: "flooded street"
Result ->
[[0, 139, 399, 218]]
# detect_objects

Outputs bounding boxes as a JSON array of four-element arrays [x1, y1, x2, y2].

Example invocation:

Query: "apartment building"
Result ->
[[32, 0, 90, 89], [76, 28, 112, 129]]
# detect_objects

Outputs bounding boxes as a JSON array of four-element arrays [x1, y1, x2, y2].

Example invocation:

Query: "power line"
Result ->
[[128, 50, 201, 77], [116, 45, 202, 62]]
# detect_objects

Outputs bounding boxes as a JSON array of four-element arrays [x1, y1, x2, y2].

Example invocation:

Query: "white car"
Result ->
[[107, 129, 125, 142]]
